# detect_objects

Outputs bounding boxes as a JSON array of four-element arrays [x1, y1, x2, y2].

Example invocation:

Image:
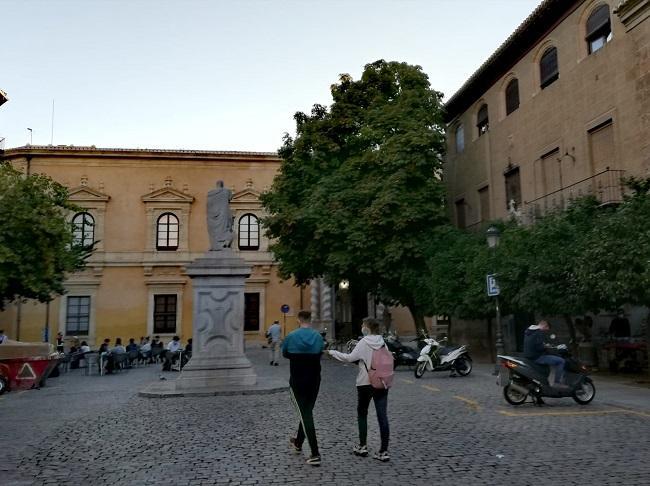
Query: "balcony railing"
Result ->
[[522, 168, 626, 223]]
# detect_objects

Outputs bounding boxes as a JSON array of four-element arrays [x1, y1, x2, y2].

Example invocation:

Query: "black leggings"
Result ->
[[290, 382, 320, 456], [357, 385, 389, 452]]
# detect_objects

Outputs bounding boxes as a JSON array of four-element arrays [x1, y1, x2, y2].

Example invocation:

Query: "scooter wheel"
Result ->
[[0, 376, 7, 395], [572, 378, 596, 405], [414, 361, 427, 379], [503, 384, 527, 405], [455, 356, 473, 376]]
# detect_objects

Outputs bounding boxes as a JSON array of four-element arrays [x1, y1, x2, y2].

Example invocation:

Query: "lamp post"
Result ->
[[486, 226, 503, 374]]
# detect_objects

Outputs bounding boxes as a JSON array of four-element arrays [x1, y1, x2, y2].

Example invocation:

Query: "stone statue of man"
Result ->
[[207, 180, 233, 250]]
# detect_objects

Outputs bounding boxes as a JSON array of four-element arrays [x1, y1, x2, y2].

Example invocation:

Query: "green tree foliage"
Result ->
[[0, 164, 91, 308], [262, 60, 447, 332]]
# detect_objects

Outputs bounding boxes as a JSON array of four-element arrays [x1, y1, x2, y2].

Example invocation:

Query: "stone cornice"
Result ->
[[615, 0, 650, 30]]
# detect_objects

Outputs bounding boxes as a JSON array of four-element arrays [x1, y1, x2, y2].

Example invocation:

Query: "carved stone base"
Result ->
[[173, 249, 258, 393]]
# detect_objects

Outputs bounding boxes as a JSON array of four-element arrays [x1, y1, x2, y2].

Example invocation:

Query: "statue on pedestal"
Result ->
[[207, 180, 233, 250]]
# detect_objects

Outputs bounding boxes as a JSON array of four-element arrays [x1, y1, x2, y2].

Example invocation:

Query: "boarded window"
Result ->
[[244, 293, 260, 332], [586, 5, 611, 54], [589, 120, 614, 173], [66, 296, 90, 335], [455, 199, 466, 229], [477, 104, 489, 136], [505, 79, 520, 115], [153, 294, 177, 334], [505, 167, 522, 210], [541, 148, 561, 196], [540, 47, 559, 89], [478, 186, 490, 222]]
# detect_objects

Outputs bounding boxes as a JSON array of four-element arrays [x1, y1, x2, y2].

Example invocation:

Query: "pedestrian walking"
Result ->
[[267, 320, 282, 366], [328, 317, 392, 462], [281, 310, 324, 466]]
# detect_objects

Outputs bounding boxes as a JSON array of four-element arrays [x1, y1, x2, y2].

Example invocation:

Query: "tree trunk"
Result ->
[[408, 305, 427, 336], [563, 314, 578, 355]]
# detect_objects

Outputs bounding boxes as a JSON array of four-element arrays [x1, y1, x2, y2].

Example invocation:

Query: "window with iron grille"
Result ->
[[153, 294, 177, 334], [66, 296, 90, 335], [238, 214, 260, 250], [72, 212, 94, 248], [156, 213, 179, 251], [586, 5, 611, 54], [540, 47, 559, 89], [505, 79, 520, 115], [476, 105, 489, 136]]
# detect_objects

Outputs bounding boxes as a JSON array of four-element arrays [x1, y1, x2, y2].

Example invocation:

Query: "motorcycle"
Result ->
[[414, 336, 472, 378], [498, 343, 596, 406], [384, 332, 420, 368]]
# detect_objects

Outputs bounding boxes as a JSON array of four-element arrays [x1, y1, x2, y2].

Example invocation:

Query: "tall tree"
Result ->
[[0, 164, 91, 308], [262, 60, 447, 332]]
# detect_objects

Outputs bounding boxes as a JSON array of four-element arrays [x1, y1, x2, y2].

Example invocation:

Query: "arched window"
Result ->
[[505, 79, 520, 115], [156, 213, 179, 251], [238, 214, 260, 250], [72, 212, 94, 248], [477, 104, 489, 136], [586, 5, 611, 54], [540, 47, 559, 89], [455, 124, 465, 153]]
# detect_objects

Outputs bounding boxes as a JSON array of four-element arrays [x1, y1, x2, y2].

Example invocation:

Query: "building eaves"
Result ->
[[444, 0, 582, 123], [2, 145, 279, 160]]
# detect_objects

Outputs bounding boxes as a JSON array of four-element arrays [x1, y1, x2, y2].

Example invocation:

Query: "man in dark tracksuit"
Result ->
[[282, 310, 324, 466]]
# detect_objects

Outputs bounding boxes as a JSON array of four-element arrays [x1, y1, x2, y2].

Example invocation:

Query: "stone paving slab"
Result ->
[[1, 347, 649, 485]]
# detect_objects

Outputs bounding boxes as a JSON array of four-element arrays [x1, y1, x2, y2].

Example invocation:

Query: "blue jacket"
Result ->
[[282, 327, 324, 388]]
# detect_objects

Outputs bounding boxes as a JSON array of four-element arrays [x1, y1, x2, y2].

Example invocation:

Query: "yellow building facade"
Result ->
[[1, 146, 309, 346]]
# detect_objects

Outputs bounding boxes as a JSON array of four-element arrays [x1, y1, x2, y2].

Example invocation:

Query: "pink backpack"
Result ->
[[365, 345, 394, 390]]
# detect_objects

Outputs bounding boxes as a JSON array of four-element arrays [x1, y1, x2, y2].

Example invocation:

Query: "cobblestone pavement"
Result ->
[[1, 347, 649, 485]]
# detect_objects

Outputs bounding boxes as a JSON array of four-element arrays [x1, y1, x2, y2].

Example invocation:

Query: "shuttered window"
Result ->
[[586, 5, 611, 54], [505, 79, 520, 115], [589, 120, 614, 172], [540, 47, 559, 89], [455, 199, 466, 229], [479, 186, 490, 222]]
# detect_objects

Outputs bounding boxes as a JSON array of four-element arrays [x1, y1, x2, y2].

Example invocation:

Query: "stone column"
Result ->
[[310, 280, 321, 326], [320, 280, 332, 332], [175, 249, 257, 392]]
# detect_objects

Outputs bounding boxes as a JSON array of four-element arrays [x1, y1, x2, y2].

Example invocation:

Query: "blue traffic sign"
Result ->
[[280, 304, 290, 314], [486, 274, 500, 297]]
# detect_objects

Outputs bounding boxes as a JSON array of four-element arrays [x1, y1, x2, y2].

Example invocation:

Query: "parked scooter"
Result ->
[[414, 336, 472, 378], [498, 343, 595, 406]]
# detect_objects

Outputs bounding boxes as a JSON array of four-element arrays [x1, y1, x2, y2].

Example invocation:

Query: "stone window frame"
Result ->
[[146, 284, 184, 340], [58, 286, 98, 345], [476, 103, 489, 137], [67, 186, 110, 253], [578, 1, 613, 60], [141, 188, 194, 254]]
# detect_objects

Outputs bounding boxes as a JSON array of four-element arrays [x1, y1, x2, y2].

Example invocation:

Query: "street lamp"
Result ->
[[339, 280, 350, 290], [486, 226, 503, 374]]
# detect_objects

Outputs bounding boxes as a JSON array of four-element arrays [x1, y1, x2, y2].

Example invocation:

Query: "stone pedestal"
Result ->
[[175, 250, 257, 392]]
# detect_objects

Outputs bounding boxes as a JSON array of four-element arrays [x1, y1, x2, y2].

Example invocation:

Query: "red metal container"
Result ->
[[0, 340, 59, 394]]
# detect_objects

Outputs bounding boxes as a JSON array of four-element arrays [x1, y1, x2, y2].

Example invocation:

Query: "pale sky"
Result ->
[[1, 0, 541, 152]]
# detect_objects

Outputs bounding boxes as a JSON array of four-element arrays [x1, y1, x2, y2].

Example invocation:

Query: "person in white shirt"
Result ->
[[266, 320, 282, 366], [79, 341, 91, 353], [163, 336, 183, 371]]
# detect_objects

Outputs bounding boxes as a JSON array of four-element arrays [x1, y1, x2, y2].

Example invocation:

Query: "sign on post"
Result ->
[[486, 274, 500, 297], [280, 304, 290, 314], [280, 304, 290, 338]]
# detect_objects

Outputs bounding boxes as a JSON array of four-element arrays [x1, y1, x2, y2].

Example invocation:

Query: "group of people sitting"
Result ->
[[65, 335, 192, 374]]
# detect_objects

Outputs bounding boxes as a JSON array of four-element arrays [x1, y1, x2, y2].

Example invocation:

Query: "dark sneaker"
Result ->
[[306, 455, 321, 466], [270, 361, 274, 366], [289, 437, 302, 453], [373, 451, 390, 462], [274, 362, 279, 366], [353, 444, 368, 457]]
